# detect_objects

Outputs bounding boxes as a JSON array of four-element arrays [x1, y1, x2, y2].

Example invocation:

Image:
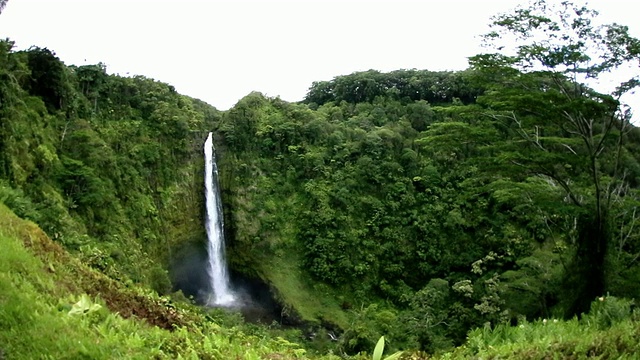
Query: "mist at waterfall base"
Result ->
[[171, 132, 283, 324], [172, 254, 284, 324]]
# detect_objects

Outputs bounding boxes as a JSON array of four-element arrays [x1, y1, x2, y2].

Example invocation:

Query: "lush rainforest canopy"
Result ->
[[1, 1, 640, 358]]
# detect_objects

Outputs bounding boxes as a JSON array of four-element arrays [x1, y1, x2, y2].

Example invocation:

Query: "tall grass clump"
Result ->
[[438, 296, 640, 359]]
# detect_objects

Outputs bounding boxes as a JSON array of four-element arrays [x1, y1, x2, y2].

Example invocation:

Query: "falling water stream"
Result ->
[[197, 133, 325, 328], [204, 132, 236, 306]]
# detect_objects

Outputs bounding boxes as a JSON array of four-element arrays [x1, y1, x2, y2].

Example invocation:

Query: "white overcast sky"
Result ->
[[0, 0, 638, 114]]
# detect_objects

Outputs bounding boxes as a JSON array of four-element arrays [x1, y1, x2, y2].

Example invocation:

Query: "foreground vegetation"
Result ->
[[2, 200, 639, 359], [1, 0, 640, 357], [445, 298, 640, 359], [0, 203, 326, 359]]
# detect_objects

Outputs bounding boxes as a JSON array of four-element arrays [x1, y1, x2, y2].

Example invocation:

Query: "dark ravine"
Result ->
[[169, 231, 327, 332], [170, 239, 210, 302], [225, 272, 288, 324], [171, 252, 297, 325]]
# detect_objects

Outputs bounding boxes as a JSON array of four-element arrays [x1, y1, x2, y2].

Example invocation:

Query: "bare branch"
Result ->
[[561, 143, 577, 155]]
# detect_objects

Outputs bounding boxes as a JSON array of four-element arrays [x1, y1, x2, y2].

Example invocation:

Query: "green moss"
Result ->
[[260, 249, 349, 328]]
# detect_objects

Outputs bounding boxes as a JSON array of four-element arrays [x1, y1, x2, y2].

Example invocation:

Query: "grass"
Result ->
[[0, 203, 341, 359], [0, 225, 160, 358], [260, 247, 350, 328], [0, 203, 173, 358], [435, 297, 640, 359], [4, 200, 640, 359]]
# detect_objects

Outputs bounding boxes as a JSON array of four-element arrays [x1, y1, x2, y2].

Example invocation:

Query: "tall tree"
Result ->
[[471, 0, 640, 315]]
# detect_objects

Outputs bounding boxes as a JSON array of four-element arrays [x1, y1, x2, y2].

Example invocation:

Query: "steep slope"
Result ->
[[0, 41, 216, 293], [0, 203, 329, 359]]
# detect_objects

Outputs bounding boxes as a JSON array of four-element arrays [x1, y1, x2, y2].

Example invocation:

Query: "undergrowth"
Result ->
[[0, 203, 336, 359], [2, 201, 640, 359], [436, 297, 640, 359]]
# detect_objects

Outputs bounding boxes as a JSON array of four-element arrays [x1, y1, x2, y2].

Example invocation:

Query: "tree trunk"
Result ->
[[565, 211, 608, 317]]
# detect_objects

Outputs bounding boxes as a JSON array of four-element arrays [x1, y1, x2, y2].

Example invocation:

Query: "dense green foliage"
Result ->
[[214, 1, 640, 354], [2, 0, 640, 358], [304, 69, 483, 110], [0, 40, 218, 293], [438, 296, 640, 359]]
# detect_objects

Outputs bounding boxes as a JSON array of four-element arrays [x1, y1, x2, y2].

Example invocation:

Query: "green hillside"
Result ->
[[2, 0, 640, 358], [3, 199, 639, 359], [0, 202, 332, 359]]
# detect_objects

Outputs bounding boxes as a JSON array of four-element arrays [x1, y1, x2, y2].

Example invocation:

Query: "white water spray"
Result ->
[[204, 132, 236, 306]]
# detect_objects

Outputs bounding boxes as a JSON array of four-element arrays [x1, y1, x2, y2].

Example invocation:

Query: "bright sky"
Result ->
[[0, 0, 638, 114]]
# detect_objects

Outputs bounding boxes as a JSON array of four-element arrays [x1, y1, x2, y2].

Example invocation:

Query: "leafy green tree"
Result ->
[[403, 278, 453, 352], [304, 69, 484, 107], [23, 47, 73, 111], [471, 0, 640, 315]]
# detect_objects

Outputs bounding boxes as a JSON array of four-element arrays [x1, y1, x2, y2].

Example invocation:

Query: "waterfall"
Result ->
[[204, 132, 236, 306]]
